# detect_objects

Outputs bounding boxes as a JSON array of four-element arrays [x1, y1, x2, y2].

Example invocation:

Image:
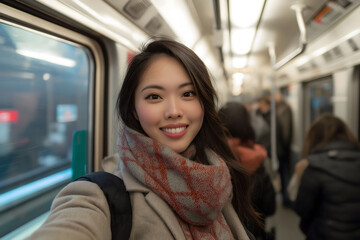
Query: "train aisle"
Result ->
[[266, 194, 305, 240]]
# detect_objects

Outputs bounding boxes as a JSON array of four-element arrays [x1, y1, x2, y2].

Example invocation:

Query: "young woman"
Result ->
[[218, 101, 275, 240], [26, 39, 259, 239], [294, 113, 360, 240]]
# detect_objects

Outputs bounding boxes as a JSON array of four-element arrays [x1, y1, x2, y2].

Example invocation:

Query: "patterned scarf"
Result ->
[[118, 121, 235, 240]]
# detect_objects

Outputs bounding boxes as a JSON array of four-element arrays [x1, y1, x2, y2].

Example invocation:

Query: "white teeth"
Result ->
[[162, 127, 186, 133]]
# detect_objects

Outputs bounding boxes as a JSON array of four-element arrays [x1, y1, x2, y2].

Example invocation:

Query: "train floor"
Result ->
[[265, 193, 306, 240]]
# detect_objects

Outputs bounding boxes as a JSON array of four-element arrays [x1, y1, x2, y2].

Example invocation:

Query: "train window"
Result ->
[[0, 20, 93, 236], [304, 76, 334, 130]]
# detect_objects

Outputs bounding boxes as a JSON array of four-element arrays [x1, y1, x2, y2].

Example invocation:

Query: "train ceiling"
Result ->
[[27, 0, 360, 95], [191, 0, 359, 75], [104, 0, 359, 83]]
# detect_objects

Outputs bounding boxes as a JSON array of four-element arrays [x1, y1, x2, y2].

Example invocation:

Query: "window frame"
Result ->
[[0, 2, 105, 236]]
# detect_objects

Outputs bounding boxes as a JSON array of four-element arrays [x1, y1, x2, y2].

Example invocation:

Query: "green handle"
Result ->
[[72, 130, 87, 181]]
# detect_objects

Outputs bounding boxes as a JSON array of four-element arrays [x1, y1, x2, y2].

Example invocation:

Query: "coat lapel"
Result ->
[[222, 202, 249, 240], [119, 168, 186, 239], [145, 192, 186, 240]]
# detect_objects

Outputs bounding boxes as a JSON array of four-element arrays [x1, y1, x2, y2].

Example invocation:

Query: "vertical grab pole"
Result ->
[[268, 42, 278, 171]]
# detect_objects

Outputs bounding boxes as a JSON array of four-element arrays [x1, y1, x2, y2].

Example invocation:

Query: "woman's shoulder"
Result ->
[[24, 181, 112, 240], [54, 180, 110, 206]]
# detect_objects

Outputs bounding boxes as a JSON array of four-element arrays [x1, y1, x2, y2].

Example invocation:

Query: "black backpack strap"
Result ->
[[75, 171, 132, 240]]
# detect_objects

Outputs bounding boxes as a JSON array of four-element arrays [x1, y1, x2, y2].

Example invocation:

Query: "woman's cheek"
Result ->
[[188, 101, 204, 120], [136, 104, 160, 124]]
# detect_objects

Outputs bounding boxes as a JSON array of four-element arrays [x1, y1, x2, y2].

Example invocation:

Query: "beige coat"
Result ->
[[287, 159, 309, 201], [26, 168, 249, 240]]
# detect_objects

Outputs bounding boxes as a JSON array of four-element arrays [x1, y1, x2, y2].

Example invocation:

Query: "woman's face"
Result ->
[[134, 55, 204, 153], [259, 100, 270, 114]]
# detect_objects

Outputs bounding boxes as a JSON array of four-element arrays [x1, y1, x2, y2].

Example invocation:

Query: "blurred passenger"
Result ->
[[256, 95, 271, 155], [25, 39, 259, 239], [294, 113, 360, 240], [256, 92, 292, 207], [275, 92, 293, 207], [240, 94, 271, 154], [255, 95, 277, 180], [275, 92, 293, 155], [219, 101, 276, 240], [239, 93, 273, 180]]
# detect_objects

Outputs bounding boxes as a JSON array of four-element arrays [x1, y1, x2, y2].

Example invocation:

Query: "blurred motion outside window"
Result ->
[[0, 21, 92, 209]]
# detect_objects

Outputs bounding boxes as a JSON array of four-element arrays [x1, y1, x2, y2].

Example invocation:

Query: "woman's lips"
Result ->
[[161, 125, 188, 138]]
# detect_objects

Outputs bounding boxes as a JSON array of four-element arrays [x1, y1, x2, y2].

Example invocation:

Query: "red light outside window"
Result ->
[[0, 110, 19, 123]]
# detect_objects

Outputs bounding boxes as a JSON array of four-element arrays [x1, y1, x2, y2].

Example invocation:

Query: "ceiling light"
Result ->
[[230, 0, 265, 28], [231, 28, 255, 55], [232, 73, 244, 85], [232, 56, 248, 68], [232, 86, 242, 96], [150, 0, 200, 47], [231, 73, 245, 96]]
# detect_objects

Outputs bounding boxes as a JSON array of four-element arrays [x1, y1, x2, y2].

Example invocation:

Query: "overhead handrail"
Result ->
[[273, 3, 307, 70], [266, 3, 307, 171]]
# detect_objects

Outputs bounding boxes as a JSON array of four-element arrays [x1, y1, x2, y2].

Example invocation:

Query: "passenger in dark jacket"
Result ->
[[295, 113, 360, 240]]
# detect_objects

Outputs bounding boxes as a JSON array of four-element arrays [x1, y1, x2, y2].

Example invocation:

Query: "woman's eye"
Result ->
[[145, 94, 161, 100], [183, 91, 196, 97]]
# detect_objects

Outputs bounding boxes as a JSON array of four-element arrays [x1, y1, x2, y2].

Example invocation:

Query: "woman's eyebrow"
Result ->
[[141, 85, 164, 92], [179, 82, 193, 88], [141, 82, 193, 92]]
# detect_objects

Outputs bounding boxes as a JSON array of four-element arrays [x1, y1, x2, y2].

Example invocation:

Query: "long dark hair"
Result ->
[[116, 38, 260, 226], [218, 101, 256, 143], [302, 113, 360, 158]]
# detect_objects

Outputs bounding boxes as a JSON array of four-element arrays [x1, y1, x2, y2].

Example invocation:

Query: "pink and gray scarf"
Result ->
[[118, 121, 235, 239]]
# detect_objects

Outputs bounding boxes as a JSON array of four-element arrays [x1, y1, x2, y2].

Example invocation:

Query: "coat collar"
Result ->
[[311, 141, 358, 154]]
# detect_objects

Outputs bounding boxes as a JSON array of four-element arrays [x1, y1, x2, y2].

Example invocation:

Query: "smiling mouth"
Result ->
[[161, 126, 187, 133], [160, 125, 188, 138]]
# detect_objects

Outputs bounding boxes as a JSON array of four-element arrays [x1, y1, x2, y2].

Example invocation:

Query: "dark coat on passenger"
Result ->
[[276, 100, 293, 159], [248, 164, 276, 240], [295, 141, 360, 240], [250, 164, 276, 217]]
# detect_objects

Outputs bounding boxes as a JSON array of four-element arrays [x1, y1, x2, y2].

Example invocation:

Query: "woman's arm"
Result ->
[[295, 159, 309, 181], [287, 159, 309, 201], [25, 181, 112, 240]]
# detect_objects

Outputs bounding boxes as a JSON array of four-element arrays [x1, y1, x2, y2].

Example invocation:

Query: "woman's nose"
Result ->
[[165, 98, 183, 119]]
